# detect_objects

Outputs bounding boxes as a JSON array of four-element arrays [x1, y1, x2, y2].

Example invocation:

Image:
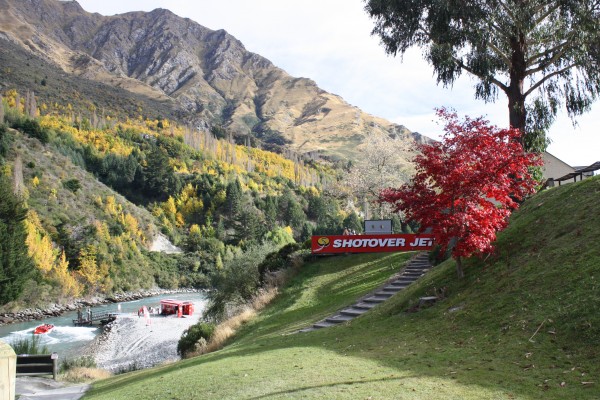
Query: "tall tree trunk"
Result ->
[[508, 31, 527, 145], [455, 256, 464, 279]]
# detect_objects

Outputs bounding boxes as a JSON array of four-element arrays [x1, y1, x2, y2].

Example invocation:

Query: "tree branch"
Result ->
[[457, 59, 509, 93], [497, 0, 520, 30], [418, 22, 509, 93], [532, 2, 560, 27], [487, 20, 512, 41], [488, 41, 512, 67], [525, 63, 577, 97], [526, 40, 571, 66]]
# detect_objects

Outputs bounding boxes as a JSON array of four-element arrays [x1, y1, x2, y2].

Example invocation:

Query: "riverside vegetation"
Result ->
[[84, 176, 600, 399]]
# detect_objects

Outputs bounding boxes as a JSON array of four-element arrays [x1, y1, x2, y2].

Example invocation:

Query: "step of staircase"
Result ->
[[354, 302, 378, 310], [381, 286, 405, 293], [389, 280, 412, 287], [405, 265, 430, 270], [363, 296, 388, 303], [340, 308, 369, 317], [394, 276, 419, 285], [325, 314, 355, 324], [313, 321, 338, 329], [373, 291, 395, 298], [403, 269, 425, 274]]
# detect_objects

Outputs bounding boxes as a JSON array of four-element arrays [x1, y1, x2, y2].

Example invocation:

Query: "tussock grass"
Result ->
[[250, 287, 279, 310], [62, 367, 112, 383], [85, 178, 600, 400], [9, 335, 49, 355], [192, 288, 279, 356]]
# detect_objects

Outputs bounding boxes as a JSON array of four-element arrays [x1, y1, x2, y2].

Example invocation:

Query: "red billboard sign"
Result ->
[[311, 234, 435, 254]]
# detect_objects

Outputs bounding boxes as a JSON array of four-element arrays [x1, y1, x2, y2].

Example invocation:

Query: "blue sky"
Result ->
[[77, 0, 600, 167]]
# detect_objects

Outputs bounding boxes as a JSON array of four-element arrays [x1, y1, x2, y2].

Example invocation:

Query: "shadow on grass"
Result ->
[[245, 375, 418, 399]]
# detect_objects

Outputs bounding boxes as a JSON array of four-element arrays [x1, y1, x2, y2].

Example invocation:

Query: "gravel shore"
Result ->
[[85, 304, 205, 373]]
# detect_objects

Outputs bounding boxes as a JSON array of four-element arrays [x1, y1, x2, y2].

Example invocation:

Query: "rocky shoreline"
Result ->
[[0, 288, 201, 326]]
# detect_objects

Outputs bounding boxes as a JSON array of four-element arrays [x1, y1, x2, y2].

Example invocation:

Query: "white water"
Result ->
[[3, 325, 98, 349]]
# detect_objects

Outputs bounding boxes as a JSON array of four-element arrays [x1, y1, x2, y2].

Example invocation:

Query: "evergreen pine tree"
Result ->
[[225, 179, 242, 219], [0, 94, 5, 124], [285, 200, 306, 237], [234, 206, 266, 245], [215, 217, 226, 241], [264, 196, 278, 230], [0, 175, 34, 304], [144, 145, 179, 201]]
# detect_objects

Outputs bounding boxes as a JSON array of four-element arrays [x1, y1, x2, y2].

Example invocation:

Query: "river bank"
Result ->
[[83, 303, 205, 372], [0, 288, 201, 326]]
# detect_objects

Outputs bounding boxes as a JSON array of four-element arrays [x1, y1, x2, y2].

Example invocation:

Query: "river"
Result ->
[[0, 292, 208, 360]]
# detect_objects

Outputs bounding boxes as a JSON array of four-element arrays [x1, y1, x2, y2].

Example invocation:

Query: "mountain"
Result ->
[[0, 0, 429, 161]]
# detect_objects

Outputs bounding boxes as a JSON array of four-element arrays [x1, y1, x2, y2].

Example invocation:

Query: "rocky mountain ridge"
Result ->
[[0, 0, 429, 161]]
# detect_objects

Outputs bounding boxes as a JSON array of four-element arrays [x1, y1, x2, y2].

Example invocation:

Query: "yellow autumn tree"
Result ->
[[25, 211, 55, 273], [93, 219, 111, 242], [77, 245, 100, 292], [121, 213, 144, 241], [162, 196, 177, 223], [53, 251, 83, 297], [176, 183, 204, 221], [104, 196, 120, 216]]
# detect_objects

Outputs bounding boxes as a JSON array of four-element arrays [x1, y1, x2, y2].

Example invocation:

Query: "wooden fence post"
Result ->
[[0, 341, 16, 400]]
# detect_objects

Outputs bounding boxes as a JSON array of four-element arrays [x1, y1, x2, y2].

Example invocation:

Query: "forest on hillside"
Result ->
[[0, 89, 415, 313]]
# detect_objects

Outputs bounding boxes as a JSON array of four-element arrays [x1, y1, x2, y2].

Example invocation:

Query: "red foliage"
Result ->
[[380, 109, 541, 265]]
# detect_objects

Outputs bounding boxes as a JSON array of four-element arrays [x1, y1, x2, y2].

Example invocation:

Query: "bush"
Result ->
[[205, 244, 275, 320], [60, 355, 96, 373], [177, 322, 216, 357], [12, 118, 49, 144], [63, 178, 82, 193], [258, 242, 301, 284]]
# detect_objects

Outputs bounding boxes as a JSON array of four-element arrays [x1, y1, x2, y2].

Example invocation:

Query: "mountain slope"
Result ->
[[0, 128, 177, 306], [85, 177, 600, 399], [0, 0, 429, 161]]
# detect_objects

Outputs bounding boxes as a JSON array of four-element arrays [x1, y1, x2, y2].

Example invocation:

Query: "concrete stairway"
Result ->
[[299, 252, 432, 332]]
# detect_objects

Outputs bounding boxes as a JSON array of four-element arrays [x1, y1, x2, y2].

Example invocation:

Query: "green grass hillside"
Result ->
[[84, 176, 600, 399]]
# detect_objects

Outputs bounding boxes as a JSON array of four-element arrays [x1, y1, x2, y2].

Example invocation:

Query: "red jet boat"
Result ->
[[33, 324, 54, 334]]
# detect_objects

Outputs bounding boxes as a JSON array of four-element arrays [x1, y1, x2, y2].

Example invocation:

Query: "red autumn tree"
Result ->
[[380, 109, 540, 278]]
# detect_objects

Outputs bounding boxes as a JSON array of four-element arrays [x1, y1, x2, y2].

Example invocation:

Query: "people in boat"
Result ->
[[33, 324, 54, 334]]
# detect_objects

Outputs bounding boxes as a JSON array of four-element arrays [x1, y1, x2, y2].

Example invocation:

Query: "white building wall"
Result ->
[[542, 152, 574, 181]]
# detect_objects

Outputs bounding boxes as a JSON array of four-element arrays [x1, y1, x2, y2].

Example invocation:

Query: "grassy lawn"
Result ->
[[85, 177, 600, 400]]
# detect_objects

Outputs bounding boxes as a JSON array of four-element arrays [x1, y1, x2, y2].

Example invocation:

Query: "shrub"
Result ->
[[258, 242, 301, 284], [60, 355, 96, 373], [12, 118, 49, 144], [177, 322, 216, 357], [205, 244, 275, 320], [63, 178, 82, 193]]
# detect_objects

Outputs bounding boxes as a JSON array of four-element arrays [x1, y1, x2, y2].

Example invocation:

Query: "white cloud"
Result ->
[[77, 0, 600, 166]]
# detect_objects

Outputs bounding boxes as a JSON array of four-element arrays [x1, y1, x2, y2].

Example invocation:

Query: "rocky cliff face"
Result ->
[[0, 0, 429, 161]]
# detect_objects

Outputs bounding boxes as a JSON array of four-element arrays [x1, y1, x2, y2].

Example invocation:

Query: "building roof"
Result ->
[[555, 160, 600, 182]]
